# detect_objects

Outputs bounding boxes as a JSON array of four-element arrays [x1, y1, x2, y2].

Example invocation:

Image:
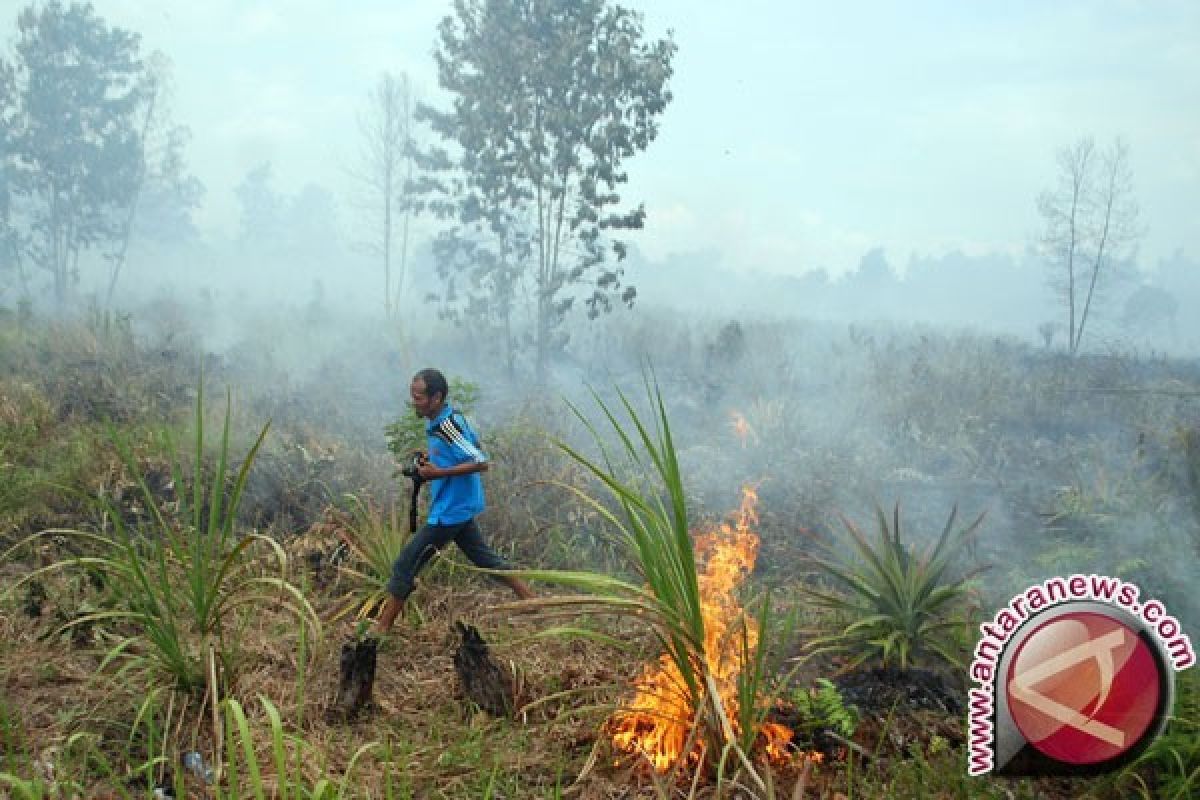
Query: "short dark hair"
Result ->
[[413, 368, 448, 403]]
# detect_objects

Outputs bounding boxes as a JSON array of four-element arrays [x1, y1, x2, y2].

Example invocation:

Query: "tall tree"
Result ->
[[1037, 137, 1140, 355], [352, 72, 417, 319], [106, 51, 202, 306], [235, 162, 285, 247], [8, 1, 146, 306], [420, 0, 675, 380], [130, 122, 204, 247], [0, 56, 21, 297]]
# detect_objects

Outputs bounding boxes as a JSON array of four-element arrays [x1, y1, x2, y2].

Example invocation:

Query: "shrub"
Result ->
[[803, 504, 984, 670], [327, 493, 410, 622], [1, 382, 319, 719]]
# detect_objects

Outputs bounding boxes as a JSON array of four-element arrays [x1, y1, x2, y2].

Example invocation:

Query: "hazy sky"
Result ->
[[12, 0, 1198, 277]]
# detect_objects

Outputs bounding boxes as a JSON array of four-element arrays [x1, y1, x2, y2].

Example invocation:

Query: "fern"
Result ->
[[790, 678, 859, 739]]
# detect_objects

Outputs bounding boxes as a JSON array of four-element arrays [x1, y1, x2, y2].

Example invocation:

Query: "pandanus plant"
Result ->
[[511, 375, 780, 793], [2, 381, 319, 766]]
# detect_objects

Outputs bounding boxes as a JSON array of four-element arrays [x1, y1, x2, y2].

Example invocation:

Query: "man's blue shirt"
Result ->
[[425, 404, 487, 525]]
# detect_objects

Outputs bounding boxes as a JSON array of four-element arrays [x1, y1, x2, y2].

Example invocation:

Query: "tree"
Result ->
[[352, 72, 417, 319], [1037, 137, 1140, 355], [130, 121, 204, 247], [1121, 285, 1178, 340], [0, 57, 21, 298], [105, 51, 202, 306], [235, 162, 285, 247], [420, 0, 676, 381], [7, 1, 147, 306]]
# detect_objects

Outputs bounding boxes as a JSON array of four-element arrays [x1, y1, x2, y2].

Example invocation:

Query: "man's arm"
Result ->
[[423, 413, 489, 480], [418, 460, 488, 480]]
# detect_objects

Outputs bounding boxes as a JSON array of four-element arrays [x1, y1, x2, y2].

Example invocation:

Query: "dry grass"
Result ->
[[1, 506, 1122, 800], [1, 578, 639, 796], [3, 315, 1194, 798]]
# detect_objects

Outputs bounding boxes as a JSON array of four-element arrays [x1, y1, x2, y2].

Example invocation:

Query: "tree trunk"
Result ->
[[106, 81, 157, 309], [453, 621, 513, 717], [1076, 164, 1119, 355]]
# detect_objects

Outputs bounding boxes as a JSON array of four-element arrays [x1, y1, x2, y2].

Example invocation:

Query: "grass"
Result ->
[[503, 373, 784, 793], [1105, 667, 1200, 800], [3, 313, 1198, 798], [326, 493, 411, 623], [1, 379, 319, 761]]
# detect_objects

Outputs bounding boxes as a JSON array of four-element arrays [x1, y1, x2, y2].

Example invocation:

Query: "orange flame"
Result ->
[[608, 486, 794, 772], [730, 410, 754, 445]]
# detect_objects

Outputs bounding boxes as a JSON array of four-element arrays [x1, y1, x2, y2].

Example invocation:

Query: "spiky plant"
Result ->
[[1, 381, 319, 750], [327, 492, 410, 622], [510, 375, 776, 791], [803, 504, 984, 671]]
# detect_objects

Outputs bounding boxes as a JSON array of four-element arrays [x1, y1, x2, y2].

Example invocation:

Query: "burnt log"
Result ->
[[453, 621, 513, 717], [332, 636, 377, 718]]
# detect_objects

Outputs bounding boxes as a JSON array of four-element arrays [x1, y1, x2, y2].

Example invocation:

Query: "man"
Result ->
[[372, 368, 534, 636]]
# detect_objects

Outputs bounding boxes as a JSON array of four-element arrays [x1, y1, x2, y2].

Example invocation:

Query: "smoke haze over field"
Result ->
[[5, 8, 1200, 795], [1, 0, 1192, 343], [1, 2, 1199, 562]]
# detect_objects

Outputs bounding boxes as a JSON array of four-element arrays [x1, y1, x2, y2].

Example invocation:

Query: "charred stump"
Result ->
[[453, 621, 513, 717], [332, 636, 377, 719]]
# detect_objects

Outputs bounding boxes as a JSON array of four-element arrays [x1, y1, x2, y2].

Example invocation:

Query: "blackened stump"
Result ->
[[333, 637, 378, 718], [453, 621, 513, 717]]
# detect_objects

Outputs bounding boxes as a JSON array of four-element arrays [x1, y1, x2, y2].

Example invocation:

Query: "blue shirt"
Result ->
[[425, 404, 487, 525]]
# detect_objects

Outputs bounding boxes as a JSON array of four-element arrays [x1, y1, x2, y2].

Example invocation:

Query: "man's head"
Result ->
[[411, 368, 449, 419]]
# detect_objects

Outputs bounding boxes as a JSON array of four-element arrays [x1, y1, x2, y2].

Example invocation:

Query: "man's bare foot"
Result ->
[[502, 575, 535, 601]]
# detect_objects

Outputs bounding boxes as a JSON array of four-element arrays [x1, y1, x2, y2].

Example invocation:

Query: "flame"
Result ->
[[608, 486, 794, 772], [730, 410, 754, 445]]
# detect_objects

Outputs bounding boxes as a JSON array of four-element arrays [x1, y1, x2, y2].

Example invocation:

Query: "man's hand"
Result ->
[[417, 462, 442, 480]]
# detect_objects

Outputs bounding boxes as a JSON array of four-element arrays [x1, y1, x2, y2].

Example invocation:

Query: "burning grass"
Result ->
[[606, 487, 797, 774], [3, 315, 1197, 798], [510, 380, 839, 795]]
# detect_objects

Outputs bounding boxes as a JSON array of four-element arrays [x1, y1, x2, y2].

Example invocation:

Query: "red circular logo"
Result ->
[[1005, 611, 1162, 765]]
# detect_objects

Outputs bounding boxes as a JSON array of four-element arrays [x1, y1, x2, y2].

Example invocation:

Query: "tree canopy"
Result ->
[[0, 1, 198, 307], [6, 1, 146, 304], [1038, 137, 1141, 355], [418, 0, 676, 379]]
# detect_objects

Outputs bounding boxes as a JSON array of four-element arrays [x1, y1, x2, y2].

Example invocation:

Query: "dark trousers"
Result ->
[[386, 517, 513, 602]]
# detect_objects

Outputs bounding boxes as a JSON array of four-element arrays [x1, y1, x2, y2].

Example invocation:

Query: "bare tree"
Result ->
[[352, 72, 416, 319], [1038, 137, 1140, 354]]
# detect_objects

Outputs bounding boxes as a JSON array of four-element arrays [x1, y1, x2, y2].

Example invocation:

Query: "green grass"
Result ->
[[5, 315, 1199, 799], [1, 380, 319, 754], [327, 493, 411, 622]]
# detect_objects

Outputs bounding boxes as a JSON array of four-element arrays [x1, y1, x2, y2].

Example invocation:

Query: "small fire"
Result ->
[[608, 486, 794, 772], [730, 411, 754, 445]]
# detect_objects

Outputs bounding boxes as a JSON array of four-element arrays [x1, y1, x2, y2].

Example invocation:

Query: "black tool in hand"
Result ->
[[399, 452, 427, 533]]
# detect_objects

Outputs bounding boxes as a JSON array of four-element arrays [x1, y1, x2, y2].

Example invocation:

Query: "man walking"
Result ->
[[372, 368, 534, 636]]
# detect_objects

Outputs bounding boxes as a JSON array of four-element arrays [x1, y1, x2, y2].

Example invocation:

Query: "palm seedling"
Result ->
[[802, 504, 985, 671], [326, 492, 411, 622], [511, 375, 779, 792], [1, 381, 319, 760]]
